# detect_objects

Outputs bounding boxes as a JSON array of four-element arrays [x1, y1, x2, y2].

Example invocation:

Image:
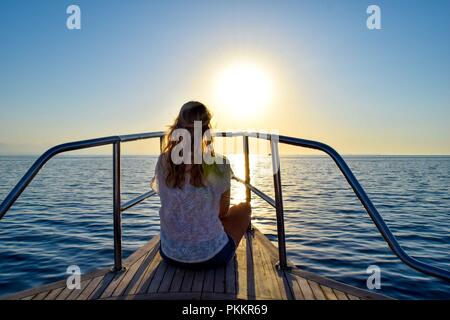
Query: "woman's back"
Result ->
[[152, 101, 250, 267], [152, 153, 231, 263]]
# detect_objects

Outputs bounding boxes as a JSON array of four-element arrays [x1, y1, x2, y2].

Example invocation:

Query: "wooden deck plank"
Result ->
[[127, 248, 161, 295], [236, 232, 251, 299], [116, 238, 160, 296], [320, 284, 338, 300], [214, 265, 225, 293], [202, 269, 215, 293], [244, 232, 257, 299], [181, 269, 196, 292], [256, 233, 292, 299], [278, 271, 294, 299], [3, 267, 110, 301], [99, 271, 128, 299], [289, 268, 391, 300], [76, 276, 103, 300], [147, 259, 168, 293], [3, 226, 392, 301], [308, 280, 327, 300], [112, 250, 156, 297], [170, 267, 185, 292], [225, 256, 237, 295], [333, 289, 349, 300], [284, 272, 305, 300], [89, 272, 116, 300], [250, 228, 387, 300], [107, 292, 217, 300], [44, 287, 65, 300], [252, 230, 295, 299], [296, 277, 315, 300], [256, 236, 283, 299], [159, 264, 177, 292], [66, 279, 91, 300], [254, 231, 294, 300], [252, 235, 278, 299], [32, 291, 49, 300], [101, 253, 149, 299], [191, 269, 205, 292], [249, 234, 269, 299], [123, 236, 159, 266], [55, 286, 73, 300], [255, 237, 279, 298]]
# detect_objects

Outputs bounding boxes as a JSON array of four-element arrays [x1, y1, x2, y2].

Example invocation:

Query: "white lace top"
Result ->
[[151, 154, 231, 263]]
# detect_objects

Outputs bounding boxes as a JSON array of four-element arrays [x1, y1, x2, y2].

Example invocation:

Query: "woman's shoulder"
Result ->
[[210, 154, 231, 169], [204, 154, 232, 180], [155, 152, 171, 173], [158, 152, 172, 163]]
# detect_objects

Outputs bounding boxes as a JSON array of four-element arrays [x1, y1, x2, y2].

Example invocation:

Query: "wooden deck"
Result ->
[[3, 227, 390, 300]]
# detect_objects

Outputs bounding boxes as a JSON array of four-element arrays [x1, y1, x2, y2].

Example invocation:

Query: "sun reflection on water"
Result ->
[[226, 154, 274, 212], [226, 154, 247, 204]]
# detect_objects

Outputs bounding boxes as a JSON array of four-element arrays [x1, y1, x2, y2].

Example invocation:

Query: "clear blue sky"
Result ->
[[0, 0, 449, 155]]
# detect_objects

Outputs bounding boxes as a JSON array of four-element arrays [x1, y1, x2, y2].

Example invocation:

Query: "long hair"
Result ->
[[162, 101, 214, 188]]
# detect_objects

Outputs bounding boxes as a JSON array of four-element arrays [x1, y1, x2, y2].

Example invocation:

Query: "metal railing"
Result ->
[[0, 131, 449, 281], [0, 131, 164, 271]]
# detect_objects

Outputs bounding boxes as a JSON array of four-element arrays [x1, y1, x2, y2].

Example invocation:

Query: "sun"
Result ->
[[214, 63, 272, 117]]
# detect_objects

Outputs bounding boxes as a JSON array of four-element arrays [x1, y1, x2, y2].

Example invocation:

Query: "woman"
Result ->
[[151, 101, 251, 269]]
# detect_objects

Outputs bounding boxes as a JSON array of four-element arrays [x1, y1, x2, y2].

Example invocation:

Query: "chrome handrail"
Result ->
[[279, 135, 450, 280], [0, 132, 164, 219], [121, 191, 157, 212], [0, 130, 448, 281], [230, 132, 450, 281], [232, 175, 276, 208], [0, 131, 164, 271]]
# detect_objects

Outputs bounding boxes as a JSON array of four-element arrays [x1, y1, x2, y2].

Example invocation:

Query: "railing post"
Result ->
[[270, 136, 288, 269], [160, 135, 164, 153], [113, 142, 123, 271], [243, 135, 251, 203]]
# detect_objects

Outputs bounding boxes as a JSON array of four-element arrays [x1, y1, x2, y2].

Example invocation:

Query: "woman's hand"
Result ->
[[235, 202, 251, 213]]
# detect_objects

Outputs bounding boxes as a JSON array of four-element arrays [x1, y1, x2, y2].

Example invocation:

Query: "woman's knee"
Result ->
[[238, 204, 251, 228], [232, 202, 251, 214], [241, 203, 251, 220]]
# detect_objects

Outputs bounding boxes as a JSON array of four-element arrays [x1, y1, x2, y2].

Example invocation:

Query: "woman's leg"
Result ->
[[220, 202, 251, 247]]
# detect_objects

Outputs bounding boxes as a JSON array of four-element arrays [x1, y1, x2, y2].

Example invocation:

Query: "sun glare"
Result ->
[[214, 63, 272, 117]]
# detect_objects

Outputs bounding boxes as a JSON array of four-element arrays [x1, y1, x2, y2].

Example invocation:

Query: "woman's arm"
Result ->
[[150, 154, 163, 193], [219, 189, 231, 219]]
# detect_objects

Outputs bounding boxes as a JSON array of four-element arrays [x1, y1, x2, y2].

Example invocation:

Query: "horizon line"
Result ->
[[1, 153, 450, 157]]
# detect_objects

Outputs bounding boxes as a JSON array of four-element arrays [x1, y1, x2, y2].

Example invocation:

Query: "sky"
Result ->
[[0, 0, 449, 155]]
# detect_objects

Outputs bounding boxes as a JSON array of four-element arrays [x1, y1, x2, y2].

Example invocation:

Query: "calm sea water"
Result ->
[[0, 155, 449, 299]]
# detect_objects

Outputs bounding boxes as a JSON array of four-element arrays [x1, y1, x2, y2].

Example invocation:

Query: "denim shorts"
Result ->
[[159, 233, 236, 269]]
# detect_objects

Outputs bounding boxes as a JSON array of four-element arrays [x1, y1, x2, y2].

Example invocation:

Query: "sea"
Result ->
[[0, 155, 449, 299]]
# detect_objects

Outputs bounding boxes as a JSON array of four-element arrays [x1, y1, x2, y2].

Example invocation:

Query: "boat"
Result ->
[[0, 131, 448, 300]]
